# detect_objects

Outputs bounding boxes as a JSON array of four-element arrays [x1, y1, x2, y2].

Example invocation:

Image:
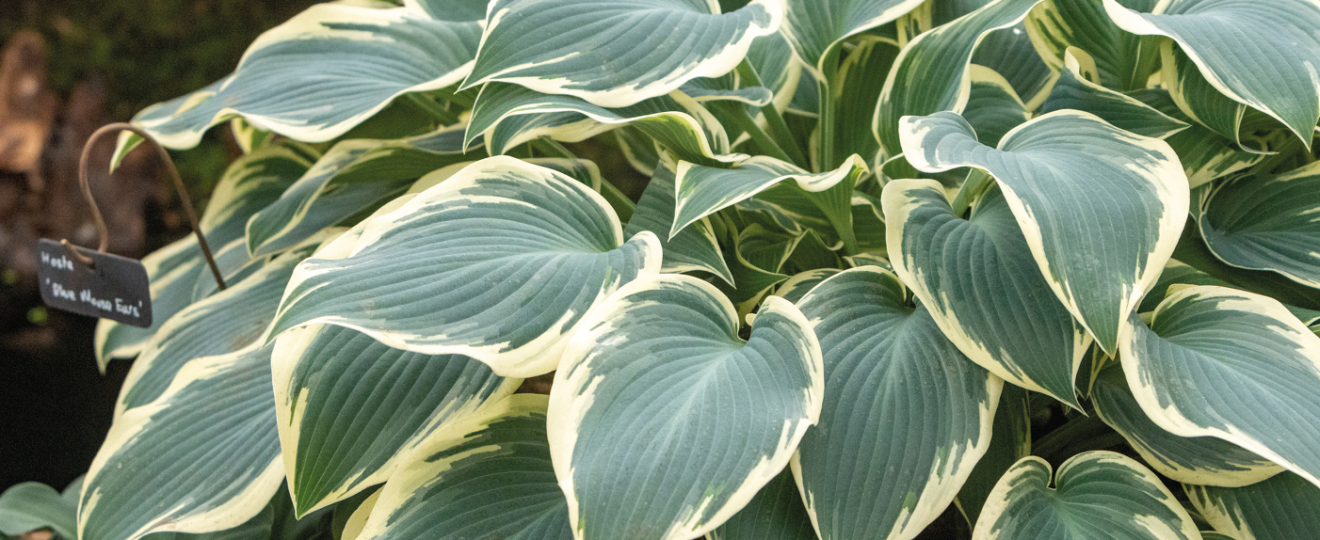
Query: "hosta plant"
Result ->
[[24, 0, 1320, 539]]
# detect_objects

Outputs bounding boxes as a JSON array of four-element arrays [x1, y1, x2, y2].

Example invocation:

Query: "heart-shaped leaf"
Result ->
[[900, 110, 1189, 353], [884, 180, 1089, 407], [793, 267, 1000, 540], [972, 451, 1200, 540], [548, 274, 823, 540], [268, 157, 662, 378], [1119, 285, 1320, 488]]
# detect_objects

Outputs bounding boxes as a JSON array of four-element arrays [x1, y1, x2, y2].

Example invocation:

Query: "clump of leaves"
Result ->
[[21, 1, 1320, 540]]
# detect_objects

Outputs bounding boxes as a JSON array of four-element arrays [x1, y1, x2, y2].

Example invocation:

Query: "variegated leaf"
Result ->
[[1198, 162, 1320, 289], [1039, 47, 1189, 138], [547, 274, 823, 540], [1127, 87, 1266, 189], [133, 2, 483, 148], [352, 395, 573, 540], [116, 242, 318, 415], [709, 469, 816, 540], [1024, 0, 1161, 91], [672, 155, 868, 253], [267, 157, 662, 378], [971, 451, 1200, 540], [623, 162, 734, 284], [463, 0, 783, 108], [793, 267, 1000, 540], [246, 125, 472, 258], [1103, 0, 1320, 145], [271, 323, 519, 516], [900, 110, 1189, 353], [874, 0, 1041, 157], [1120, 285, 1320, 488], [466, 82, 738, 164], [883, 180, 1089, 406], [833, 37, 899, 165], [961, 65, 1030, 148], [955, 384, 1030, 527], [96, 144, 315, 366], [1092, 365, 1282, 487], [80, 347, 283, 540], [780, 0, 923, 81], [1185, 472, 1320, 540], [95, 237, 210, 367]]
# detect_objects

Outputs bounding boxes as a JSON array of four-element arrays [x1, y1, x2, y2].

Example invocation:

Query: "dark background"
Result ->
[[1, 0, 316, 491]]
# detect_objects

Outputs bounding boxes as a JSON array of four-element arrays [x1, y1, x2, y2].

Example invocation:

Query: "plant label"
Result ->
[[36, 238, 152, 327]]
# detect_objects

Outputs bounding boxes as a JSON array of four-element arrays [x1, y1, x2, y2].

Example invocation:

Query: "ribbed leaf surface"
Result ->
[[972, 452, 1200, 540], [1199, 162, 1320, 289], [268, 157, 661, 378], [1104, 0, 1320, 144], [355, 395, 573, 540], [900, 110, 1188, 352], [117, 244, 315, 414], [883, 180, 1088, 406], [547, 274, 823, 540], [134, 3, 482, 148], [271, 323, 518, 515], [793, 266, 999, 540], [1092, 366, 1282, 487], [1185, 472, 1320, 540], [463, 0, 782, 108], [80, 348, 283, 540], [1119, 285, 1320, 488]]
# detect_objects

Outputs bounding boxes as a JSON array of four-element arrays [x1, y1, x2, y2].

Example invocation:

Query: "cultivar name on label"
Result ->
[[36, 238, 153, 327]]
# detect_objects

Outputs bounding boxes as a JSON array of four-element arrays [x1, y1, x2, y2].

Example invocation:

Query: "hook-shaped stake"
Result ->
[[65, 123, 226, 290]]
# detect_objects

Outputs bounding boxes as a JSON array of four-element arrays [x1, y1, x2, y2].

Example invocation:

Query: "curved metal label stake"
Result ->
[[36, 123, 226, 328]]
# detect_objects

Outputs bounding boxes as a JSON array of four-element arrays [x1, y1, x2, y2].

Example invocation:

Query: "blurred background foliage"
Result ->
[[0, 0, 315, 491], [0, 0, 318, 190]]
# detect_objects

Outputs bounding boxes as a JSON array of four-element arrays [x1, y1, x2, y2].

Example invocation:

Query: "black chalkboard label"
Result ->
[[36, 239, 152, 327]]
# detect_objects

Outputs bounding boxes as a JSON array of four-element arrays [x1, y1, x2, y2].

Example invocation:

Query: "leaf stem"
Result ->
[[817, 49, 841, 173], [726, 103, 796, 165], [951, 170, 994, 217], [736, 60, 809, 169], [533, 137, 577, 159], [429, 86, 476, 109], [405, 93, 460, 125]]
